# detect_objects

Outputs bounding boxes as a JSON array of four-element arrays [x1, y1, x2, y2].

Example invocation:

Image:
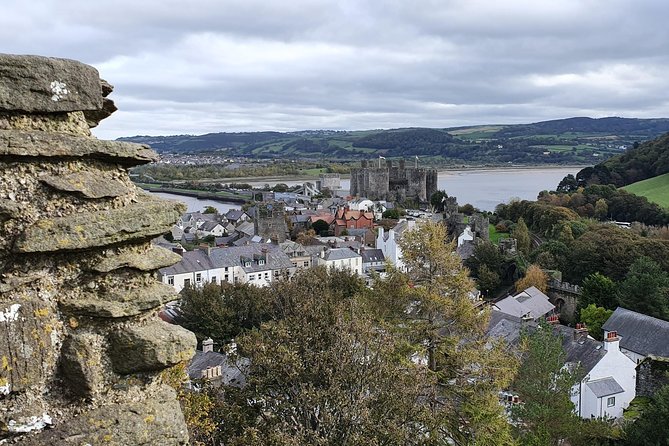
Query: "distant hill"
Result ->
[[119, 117, 669, 166], [575, 132, 669, 187], [623, 172, 669, 209]]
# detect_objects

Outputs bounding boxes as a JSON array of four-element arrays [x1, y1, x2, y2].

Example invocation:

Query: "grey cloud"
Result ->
[[2, 0, 668, 139]]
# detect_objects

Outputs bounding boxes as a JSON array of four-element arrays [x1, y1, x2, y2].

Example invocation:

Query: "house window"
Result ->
[[196, 273, 202, 282], [184, 278, 191, 287], [211, 276, 217, 284], [607, 397, 615, 407], [303, 261, 309, 267], [224, 275, 229, 282], [167, 276, 174, 286], [249, 275, 255, 281]]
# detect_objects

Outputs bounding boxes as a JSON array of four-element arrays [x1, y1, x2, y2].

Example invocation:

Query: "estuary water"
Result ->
[[149, 167, 582, 213]]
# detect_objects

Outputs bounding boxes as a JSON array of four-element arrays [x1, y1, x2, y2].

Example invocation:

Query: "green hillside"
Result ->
[[119, 117, 669, 166], [624, 172, 669, 208]]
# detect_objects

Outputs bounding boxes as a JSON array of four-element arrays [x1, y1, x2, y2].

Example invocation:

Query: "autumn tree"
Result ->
[[512, 217, 531, 256], [399, 220, 519, 445], [515, 264, 549, 293]]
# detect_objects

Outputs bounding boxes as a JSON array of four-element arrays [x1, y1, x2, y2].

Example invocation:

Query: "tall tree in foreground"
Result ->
[[400, 220, 519, 445], [222, 267, 437, 446]]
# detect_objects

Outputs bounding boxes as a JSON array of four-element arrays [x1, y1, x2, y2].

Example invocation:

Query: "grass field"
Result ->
[[489, 224, 510, 244], [623, 172, 669, 209]]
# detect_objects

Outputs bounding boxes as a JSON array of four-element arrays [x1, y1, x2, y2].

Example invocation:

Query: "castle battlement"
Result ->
[[350, 159, 437, 202]]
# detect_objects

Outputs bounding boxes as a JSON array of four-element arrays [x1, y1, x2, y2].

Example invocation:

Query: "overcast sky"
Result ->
[[3, 0, 668, 139]]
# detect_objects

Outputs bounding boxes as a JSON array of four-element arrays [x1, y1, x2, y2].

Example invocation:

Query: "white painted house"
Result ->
[[488, 313, 637, 420], [376, 219, 416, 272], [457, 225, 474, 247], [159, 244, 295, 292], [316, 247, 363, 276], [570, 330, 637, 419]]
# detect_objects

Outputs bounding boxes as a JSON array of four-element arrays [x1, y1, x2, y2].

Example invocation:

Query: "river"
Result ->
[[149, 167, 582, 213]]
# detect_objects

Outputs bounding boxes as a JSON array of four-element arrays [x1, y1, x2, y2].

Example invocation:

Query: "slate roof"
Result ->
[[188, 350, 248, 388], [602, 307, 669, 357], [494, 286, 555, 319], [586, 377, 624, 397], [361, 249, 385, 263], [225, 209, 246, 222], [159, 249, 214, 275], [323, 247, 361, 261], [200, 221, 222, 231], [487, 311, 606, 376], [235, 221, 255, 237]]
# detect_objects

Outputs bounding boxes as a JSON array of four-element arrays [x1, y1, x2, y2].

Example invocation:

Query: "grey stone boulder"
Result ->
[[60, 282, 178, 318], [109, 321, 196, 374], [91, 244, 182, 273], [14, 196, 185, 253], [59, 332, 103, 397], [0, 130, 158, 165], [40, 170, 131, 199], [0, 55, 103, 113], [15, 386, 190, 445]]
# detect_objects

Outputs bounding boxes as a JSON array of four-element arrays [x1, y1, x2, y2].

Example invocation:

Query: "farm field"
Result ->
[[623, 173, 669, 208]]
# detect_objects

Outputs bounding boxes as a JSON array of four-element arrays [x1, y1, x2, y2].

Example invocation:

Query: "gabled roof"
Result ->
[[323, 247, 361, 261], [586, 377, 624, 398], [494, 287, 555, 319], [200, 221, 223, 231], [159, 249, 214, 275], [310, 214, 335, 225], [236, 221, 255, 237], [602, 307, 669, 357], [225, 209, 246, 221], [487, 312, 606, 376]]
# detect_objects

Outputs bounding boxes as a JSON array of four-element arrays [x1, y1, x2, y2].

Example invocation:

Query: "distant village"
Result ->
[[155, 159, 669, 424]]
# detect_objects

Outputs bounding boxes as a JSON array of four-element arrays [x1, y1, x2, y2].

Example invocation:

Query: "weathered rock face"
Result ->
[[0, 54, 195, 445]]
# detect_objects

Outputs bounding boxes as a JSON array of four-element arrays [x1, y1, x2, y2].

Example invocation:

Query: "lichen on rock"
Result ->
[[0, 53, 194, 445]]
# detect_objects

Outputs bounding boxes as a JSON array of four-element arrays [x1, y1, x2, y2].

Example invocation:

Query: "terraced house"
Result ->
[[159, 244, 295, 292]]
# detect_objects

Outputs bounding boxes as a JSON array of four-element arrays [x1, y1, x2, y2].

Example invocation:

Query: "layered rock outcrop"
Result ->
[[0, 54, 196, 445]]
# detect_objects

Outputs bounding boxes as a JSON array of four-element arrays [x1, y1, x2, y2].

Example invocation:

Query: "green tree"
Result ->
[[382, 208, 400, 219], [203, 205, 218, 214], [579, 272, 617, 310], [511, 321, 581, 445], [220, 268, 438, 445], [477, 263, 501, 297], [617, 256, 669, 320], [594, 198, 608, 220], [512, 217, 531, 256], [579, 304, 613, 341], [177, 282, 273, 346], [622, 384, 669, 446], [430, 189, 448, 212], [311, 218, 330, 236]]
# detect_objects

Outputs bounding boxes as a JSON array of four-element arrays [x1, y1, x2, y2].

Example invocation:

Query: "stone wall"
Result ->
[[636, 356, 669, 398], [350, 159, 437, 202], [0, 55, 195, 445]]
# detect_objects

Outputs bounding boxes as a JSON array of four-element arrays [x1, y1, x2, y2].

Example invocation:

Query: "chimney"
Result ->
[[604, 330, 620, 351], [574, 323, 589, 342], [546, 314, 560, 325], [172, 245, 185, 256], [202, 338, 214, 353]]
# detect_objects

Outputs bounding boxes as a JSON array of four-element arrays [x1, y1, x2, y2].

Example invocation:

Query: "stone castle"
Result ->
[[0, 55, 195, 444], [349, 159, 438, 203]]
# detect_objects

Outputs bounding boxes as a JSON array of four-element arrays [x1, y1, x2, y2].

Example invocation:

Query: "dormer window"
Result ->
[[258, 259, 265, 266]]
